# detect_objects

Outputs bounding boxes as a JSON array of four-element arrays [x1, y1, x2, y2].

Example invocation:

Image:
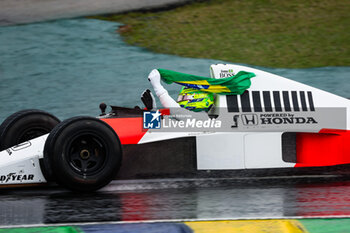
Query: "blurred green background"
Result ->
[[94, 0, 350, 68]]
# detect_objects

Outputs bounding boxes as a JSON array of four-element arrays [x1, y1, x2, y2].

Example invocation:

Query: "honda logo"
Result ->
[[242, 114, 258, 125]]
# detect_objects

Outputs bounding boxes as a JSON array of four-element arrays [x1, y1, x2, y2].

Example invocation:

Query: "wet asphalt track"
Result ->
[[1, 177, 350, 227]]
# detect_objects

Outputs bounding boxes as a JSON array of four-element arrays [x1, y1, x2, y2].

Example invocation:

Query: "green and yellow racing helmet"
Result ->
[[177, 87, 214, 112]]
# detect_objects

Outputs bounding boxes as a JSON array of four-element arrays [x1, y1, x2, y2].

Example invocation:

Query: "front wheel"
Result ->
[[43, 116, 122, 192], [0, 109, 60, 151]]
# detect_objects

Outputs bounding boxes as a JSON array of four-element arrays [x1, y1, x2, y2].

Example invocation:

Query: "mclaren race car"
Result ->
[[0, 64, 349, 192]]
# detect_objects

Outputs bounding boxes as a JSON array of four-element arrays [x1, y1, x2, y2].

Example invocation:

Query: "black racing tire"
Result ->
[[43, 116, 122, 192], [0, 109, 60, 151]]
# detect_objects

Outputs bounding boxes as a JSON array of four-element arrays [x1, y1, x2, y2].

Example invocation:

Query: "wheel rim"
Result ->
[[17, 126, 50, 144], [66, 133, 107, 176]]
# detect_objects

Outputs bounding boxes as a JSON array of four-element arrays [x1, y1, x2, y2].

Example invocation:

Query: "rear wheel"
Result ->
[[43, 116, 122, 192], [0, 109, 60, 151]]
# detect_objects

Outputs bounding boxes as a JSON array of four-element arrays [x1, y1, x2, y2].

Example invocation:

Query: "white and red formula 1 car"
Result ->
[[0, 64, 349, 192]]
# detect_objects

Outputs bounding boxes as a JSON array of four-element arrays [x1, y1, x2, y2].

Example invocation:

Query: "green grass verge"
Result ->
[[92, 0, 350, 68], [299, 218, 350, 233]]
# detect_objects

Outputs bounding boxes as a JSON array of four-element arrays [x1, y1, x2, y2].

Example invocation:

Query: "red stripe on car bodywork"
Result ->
[[101, 118, 147, 145], [295, 129, 350, 167], [101, 109, 169, 145]]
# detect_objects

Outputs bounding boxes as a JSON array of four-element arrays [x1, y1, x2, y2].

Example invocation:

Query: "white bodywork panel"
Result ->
[[196, 133, 245, 170], [0, 135, 47, 185], [244, 133, 295, 168], [196, 132, 295, 170]]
